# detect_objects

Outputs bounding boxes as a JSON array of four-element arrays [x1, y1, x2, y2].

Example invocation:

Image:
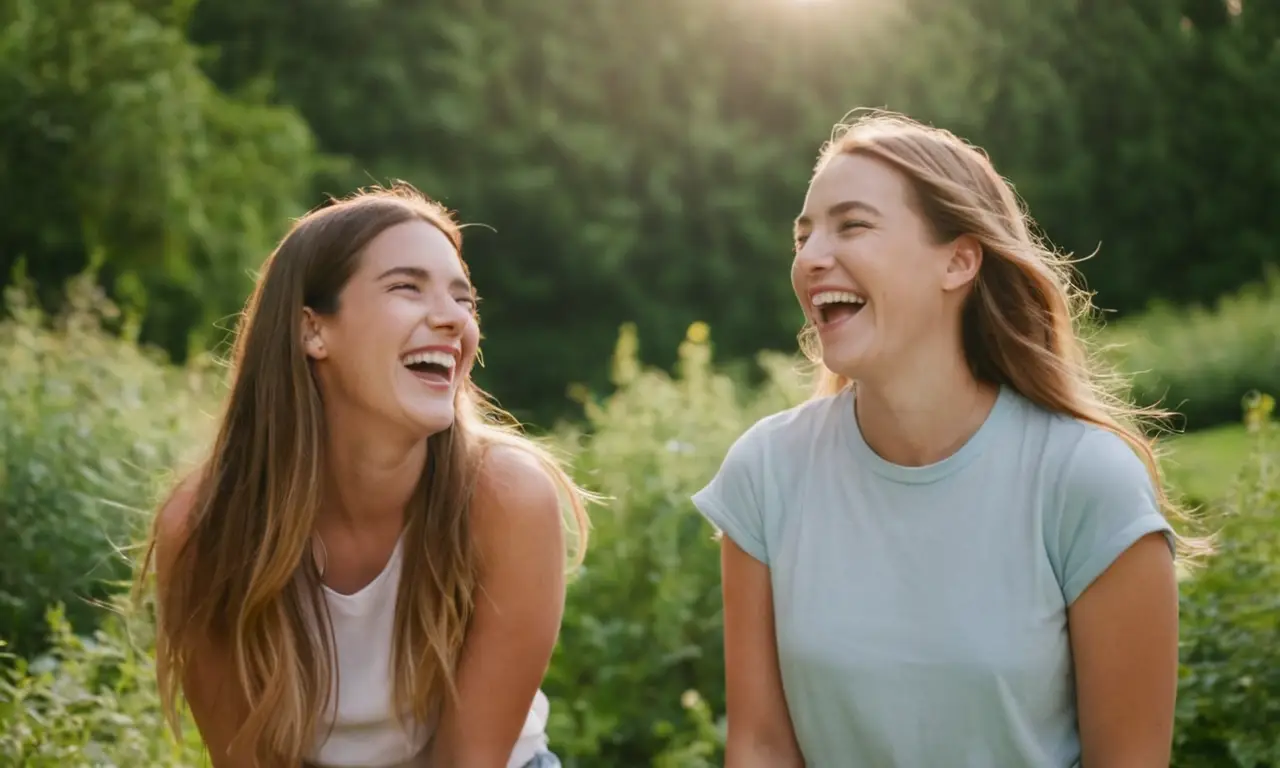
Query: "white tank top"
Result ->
[[304, 536, 550, 768]]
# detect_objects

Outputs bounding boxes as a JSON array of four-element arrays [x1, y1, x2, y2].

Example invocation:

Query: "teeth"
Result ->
[[811, 290, 866, 307], [400, 350, 456, 369]]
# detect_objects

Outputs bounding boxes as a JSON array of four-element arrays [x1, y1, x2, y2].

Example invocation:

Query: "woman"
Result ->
[[692, 111, 1206, 767], [135, 184, 589, 768]]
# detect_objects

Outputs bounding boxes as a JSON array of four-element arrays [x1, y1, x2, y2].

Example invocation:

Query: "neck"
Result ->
[[852, 337, 998, 467], [318, 403, 427, 535]]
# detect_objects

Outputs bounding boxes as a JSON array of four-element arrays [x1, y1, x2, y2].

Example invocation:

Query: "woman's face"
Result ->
[[791, 152, 978, 383], [304, 219, 480, 438]]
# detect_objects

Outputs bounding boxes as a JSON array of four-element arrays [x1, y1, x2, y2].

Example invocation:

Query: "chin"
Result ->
[[820, 344, 873, 381], [400, 400, 457, 438]]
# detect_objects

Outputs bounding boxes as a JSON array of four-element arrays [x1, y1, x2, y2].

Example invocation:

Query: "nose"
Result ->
[[425, 294, 470, 335], [794, 233, 837, 276]]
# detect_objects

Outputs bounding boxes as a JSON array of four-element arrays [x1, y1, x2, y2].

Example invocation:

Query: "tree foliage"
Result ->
[[0, 0, 316, 356], [4, 0, 1278, 421]]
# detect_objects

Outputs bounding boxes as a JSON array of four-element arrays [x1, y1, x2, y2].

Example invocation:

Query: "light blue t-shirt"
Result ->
[[692, 385, 1174, 768]]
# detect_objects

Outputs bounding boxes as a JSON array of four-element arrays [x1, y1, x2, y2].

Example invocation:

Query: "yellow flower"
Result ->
[[566, 382, 591, 404], [1243, 391, 1276, 432]]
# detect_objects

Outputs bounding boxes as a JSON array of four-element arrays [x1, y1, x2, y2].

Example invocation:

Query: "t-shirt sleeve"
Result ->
[[691, 425, 770, 565], [1048, 427, 1176, 605]]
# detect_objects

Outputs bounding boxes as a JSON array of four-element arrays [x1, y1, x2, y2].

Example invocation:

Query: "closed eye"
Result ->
[[794, 220, 868, 248], [390, 282, 420, 293]]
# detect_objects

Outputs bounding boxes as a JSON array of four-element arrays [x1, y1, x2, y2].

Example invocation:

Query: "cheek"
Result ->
[[878, 276, 946, 337], [325, 306, 383, 357], [461, 316, 481, 364], [353, 305, 409, 354]]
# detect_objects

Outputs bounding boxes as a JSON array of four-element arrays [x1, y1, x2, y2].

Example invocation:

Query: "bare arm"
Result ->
[[427, 446, 568, 767], [721, 537, 804, 768], [1069, 531, 1178, 768], [152, 476, 255, 768]]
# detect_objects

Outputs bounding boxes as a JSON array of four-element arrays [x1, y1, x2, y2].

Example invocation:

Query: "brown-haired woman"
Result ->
[[135, 184, 588, 768], [692, 111, 1207, 767]]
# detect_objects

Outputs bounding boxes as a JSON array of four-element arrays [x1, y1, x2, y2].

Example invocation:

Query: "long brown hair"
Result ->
[[134, 183, 591, 765], [799, 110, 1209, 560]]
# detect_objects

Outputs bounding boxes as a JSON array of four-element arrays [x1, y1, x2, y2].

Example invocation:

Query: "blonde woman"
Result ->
[[693, 112, 1203, 767], [136, 185, 587, 768]]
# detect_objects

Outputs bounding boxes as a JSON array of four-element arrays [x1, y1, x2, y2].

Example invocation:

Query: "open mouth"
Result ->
[[401, 350, 456, 386], [812, 290, 866, 326]]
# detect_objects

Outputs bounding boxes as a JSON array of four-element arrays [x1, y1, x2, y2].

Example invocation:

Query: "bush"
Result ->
[[0, 314, 795, 766], [1173, 392, 1280, 767], [543, 322, 805, 766], [1, 293, 1278, 765], [0, 599, 204, 766], [0, 274, 219, 655], [1101, 274, 1280, 432]]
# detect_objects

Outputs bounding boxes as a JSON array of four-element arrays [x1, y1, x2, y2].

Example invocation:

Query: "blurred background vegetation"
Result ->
[[1, 0, 1278, 765]]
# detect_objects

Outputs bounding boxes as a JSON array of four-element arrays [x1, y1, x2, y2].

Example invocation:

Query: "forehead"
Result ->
[[799, 152, 915, 221], [355, 219, 466, 282]]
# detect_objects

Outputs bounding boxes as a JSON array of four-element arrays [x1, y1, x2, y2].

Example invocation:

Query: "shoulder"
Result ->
[[1038, 418, 1173, 603], [762, 392, 846, 437], [692, 395, 843, 565], [1008, 395, 1155, 497], [704, 393, 846, 497], [724, 393, 847, 466], [1056, 421, 1156, 504], [704, 394, 839, 494], [468, 443, 568, 604], [471, 443, 564, 544], [152, 469, 205, 573]]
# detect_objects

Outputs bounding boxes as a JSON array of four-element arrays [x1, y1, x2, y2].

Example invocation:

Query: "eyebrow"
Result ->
[[376, 266, 473, 294], [794, 200, 883, 229]]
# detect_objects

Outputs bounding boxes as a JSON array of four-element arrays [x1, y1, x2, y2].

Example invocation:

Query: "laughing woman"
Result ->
[[693, 112, 1207, 767], [135, 185, 588, 768]]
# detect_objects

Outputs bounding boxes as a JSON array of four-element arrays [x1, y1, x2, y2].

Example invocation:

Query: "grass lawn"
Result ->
[[1163, 422, 1254, 503]]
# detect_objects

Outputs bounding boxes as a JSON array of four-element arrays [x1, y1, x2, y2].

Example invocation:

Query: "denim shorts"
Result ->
[[522, 752, 562, 768]]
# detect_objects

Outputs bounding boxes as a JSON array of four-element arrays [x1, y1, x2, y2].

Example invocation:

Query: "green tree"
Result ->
[[0, 0, 317, 357], [29, 0, 1272, 422]]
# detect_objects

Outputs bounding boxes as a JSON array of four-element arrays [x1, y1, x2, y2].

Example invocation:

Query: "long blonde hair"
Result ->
[[799, 110, 1209, 559], [134, 184, 591, 766]]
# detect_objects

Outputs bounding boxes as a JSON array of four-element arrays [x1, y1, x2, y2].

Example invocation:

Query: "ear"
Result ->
[[942, 235, 982, 292], [301, 307, 328, 361]]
